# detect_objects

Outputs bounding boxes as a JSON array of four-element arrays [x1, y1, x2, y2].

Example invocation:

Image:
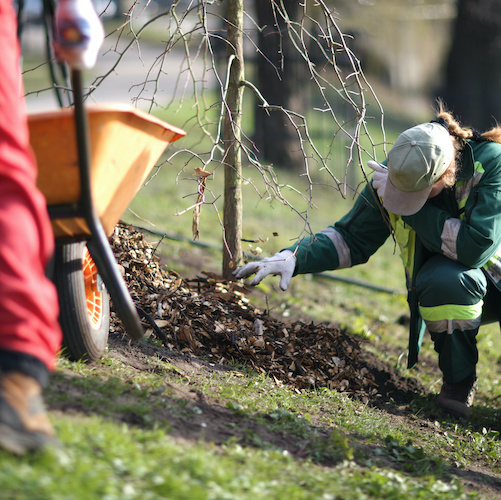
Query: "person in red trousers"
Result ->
[[0, 0, 103, 454], [0, 0, 63, 455]]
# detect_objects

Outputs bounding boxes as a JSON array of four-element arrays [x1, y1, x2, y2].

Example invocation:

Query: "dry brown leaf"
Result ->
[[193, 167, 211, 179]]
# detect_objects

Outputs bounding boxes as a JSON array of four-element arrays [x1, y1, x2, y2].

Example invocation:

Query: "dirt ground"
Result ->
[[58, 331, 500, 499], [49, 224, 501, 498]]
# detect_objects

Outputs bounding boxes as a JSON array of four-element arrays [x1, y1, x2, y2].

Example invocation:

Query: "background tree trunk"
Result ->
[[441, 0, 501, 129], [253, 0, 307, 171], [222, 0, 244, 279]]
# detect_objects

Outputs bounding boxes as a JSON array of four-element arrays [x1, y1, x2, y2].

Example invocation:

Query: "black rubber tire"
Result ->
[[54, 242, 110, 361]]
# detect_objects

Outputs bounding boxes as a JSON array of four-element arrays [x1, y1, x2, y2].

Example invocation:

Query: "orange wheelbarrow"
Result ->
[[28, 71, 185, 361]]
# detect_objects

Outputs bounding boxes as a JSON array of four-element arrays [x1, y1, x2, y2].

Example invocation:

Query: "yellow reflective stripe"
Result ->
[[419, 301, 483, 321], [389, 212, 415, 275], [458, 198, 467, 213], [484, 247, 501, 270]]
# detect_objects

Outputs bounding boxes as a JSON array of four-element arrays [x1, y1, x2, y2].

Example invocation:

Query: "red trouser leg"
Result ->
[[0, 0, 62, 370]]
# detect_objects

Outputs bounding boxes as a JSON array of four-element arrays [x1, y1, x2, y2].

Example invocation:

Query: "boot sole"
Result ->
[[436, 398, 472, 419], [0, 423, 58, 455]]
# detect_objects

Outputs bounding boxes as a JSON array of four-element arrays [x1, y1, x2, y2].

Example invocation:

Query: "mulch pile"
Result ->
[[110, 222, 419, 404]]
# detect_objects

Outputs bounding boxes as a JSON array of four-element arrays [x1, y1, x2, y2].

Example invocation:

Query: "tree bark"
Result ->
[[222, 0, 244, 279], [254, 0, 306, 171], [441, 0, 501, 129]]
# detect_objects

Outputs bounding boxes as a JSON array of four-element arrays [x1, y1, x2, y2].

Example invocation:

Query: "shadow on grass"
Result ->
[[44, 333, 501, 497]]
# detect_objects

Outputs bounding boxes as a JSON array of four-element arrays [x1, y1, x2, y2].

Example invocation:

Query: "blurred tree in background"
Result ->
[[249, 0, 461, 171], [441, 0, 501, 129], [253, 0, 307, 172]]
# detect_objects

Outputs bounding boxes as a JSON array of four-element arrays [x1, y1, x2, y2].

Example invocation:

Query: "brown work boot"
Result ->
[[437, 374, 477, 419], [0, 372, 58, 455]]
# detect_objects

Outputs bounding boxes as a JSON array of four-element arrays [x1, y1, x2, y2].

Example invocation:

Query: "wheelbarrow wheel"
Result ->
[[55, 242, 110, 361]]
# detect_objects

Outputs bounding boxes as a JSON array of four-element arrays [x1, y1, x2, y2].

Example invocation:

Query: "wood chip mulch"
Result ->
[[110, 222, 380, 401]]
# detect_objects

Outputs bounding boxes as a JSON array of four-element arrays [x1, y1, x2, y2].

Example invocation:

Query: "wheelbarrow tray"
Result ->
[[29, 104, 185, 239]]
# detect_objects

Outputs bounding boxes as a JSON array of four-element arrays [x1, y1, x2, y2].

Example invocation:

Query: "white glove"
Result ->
[[367, 160, 388, 199], [233, 250, 296, 291], [53, 0, 105, 70]]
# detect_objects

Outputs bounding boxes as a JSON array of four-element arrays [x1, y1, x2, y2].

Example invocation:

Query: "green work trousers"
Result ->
[[416, 255, 501, 384]]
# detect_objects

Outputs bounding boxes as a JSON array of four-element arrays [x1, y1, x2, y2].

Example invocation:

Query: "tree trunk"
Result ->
[[441, 0, 501, 129], [254, 0, 306, 171], [222, 0, 244, 279]]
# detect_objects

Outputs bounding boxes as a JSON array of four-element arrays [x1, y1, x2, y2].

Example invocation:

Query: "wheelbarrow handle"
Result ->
[[70, 69, 144, 341]]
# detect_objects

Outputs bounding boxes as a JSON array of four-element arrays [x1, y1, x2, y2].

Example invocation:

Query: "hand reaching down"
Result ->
[[233, 250, 296, 291]]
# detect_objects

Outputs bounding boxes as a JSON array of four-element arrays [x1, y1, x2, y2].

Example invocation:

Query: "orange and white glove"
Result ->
[[53, 0, 104, 69], [233, 250, 296, 291]]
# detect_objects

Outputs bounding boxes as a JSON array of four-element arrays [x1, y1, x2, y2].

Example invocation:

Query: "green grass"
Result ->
[[0, 351, 490, 499], [0, 421, 470, 500]]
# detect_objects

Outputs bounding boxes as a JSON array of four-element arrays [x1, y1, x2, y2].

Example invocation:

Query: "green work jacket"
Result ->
[[286, 139, 501, 368]]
